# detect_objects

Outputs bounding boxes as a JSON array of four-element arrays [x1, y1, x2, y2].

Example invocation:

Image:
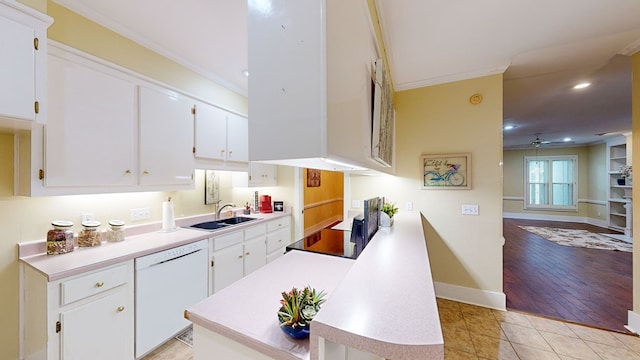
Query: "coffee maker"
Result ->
[[260, 195, 272, 213]]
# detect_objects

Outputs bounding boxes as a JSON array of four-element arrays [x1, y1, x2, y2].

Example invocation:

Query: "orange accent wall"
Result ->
[[303, 169, 344, 234]]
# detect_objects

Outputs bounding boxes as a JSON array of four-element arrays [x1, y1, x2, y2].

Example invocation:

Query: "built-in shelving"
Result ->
[[606, 137, 632, 240]]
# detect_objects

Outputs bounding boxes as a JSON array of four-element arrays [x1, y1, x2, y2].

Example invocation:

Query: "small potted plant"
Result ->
[[620, 165, 633, 186], [380, 201, 399, 227], [277, 285, 326, 339]]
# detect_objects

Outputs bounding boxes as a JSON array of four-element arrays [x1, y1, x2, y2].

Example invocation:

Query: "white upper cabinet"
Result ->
[[194, 101, 248, 168], [194, 101, 227, 161], [0, 1, 52, 125], [139, 85, 194, 187], [45, 47, 137, 188], [226, 112, 249, 163], [247, 1, 393, 173]]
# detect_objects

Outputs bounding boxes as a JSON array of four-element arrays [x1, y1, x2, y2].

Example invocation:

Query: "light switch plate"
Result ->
[[351, 200, 360, 208], [406, 202, 413, 211], [461, 204, 479, 215]]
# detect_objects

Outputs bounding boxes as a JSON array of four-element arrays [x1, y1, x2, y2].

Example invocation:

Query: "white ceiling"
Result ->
[[53, 0, 640, 149]]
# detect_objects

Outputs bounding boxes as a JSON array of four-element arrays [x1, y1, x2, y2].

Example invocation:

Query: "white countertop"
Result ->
[[19, 211, 291, 281], [187, 211, 443, 360], [310, 211, 444, 359], [186, 250, 354, 360]]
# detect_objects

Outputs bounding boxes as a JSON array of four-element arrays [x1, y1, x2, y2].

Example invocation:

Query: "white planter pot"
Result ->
[[380, 212, 394, 227]]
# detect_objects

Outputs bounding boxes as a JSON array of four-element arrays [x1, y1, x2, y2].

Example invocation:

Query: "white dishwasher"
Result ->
[[135, 239, 209, 358]]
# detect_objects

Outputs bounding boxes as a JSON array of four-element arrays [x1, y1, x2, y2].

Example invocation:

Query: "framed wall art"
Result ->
[[307, 169, 321, 187], [420, 153, 471, 189], [204, 170, 220, 204]]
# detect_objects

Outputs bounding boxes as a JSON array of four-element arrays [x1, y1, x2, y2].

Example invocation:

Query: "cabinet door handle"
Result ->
[[117, 306, 125, 312], [95, 281, 104, 288], [125, 169, 132, 174], [238, 255, 243, 259], [229, 150, 233, 156], [143, 170, 149, 175], [246, 252, 250, 255]]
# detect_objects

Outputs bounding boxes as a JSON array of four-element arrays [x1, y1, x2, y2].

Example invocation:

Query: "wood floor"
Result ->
[[503, 218, 633, 333]]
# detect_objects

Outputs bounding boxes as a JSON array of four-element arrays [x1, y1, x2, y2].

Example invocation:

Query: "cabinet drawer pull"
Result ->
[[95, 281, 104, 288], [238, 255, 243, 259], [125, 169, 132, 174], [246, 252, 250, 255], [143, 170, 149, 175], [117, 306, 125, 312]]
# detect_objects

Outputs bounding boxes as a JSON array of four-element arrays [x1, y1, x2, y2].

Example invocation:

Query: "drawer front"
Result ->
[[61, 263, 129, 306], [212, 231, 243, 251], [266, 217, 291, 233], [244, 223, 266, 240], [266, 228, 290, 253]]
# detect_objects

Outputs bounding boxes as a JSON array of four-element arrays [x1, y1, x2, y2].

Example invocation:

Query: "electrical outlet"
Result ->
[[130, 207, 151, 221], [461, 204, 479, 216], [81, 213, 94, 222], [351, 200, 360, 208]]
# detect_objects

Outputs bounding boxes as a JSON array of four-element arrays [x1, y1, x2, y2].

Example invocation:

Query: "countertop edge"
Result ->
[[19, 210, 291, 282], [309, 211, 444, 360]]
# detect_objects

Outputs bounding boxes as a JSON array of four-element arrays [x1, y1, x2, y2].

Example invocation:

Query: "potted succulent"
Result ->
[[380, 202, 399, 227], [277, 285, 326, 339]]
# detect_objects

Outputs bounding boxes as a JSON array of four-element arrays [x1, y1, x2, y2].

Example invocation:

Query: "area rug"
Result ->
[[175, 326, 193, 347], [518, 226, 632, 252]]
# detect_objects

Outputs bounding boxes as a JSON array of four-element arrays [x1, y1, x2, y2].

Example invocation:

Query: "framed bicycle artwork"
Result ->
[[420, 153, 471, 189]]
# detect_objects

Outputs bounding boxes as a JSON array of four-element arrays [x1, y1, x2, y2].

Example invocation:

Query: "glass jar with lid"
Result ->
[[47, 220, 75, 255], [106, 220, 126, 242], [78, 220, 102, 247]]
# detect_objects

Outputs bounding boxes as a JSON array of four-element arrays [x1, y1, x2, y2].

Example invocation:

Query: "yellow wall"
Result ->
[[351, 74, 504, 293], [303, 169, 344, 235], [502, 144, 607, 222]]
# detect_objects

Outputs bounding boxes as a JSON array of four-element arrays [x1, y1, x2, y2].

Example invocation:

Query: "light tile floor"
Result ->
[[143, 298, 640, 360]]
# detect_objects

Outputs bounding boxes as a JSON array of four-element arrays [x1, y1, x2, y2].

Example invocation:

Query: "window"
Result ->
[[524, 155, 577, 211]]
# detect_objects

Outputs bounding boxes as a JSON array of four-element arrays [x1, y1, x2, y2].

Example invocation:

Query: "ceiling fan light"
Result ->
[[573, 82, 590, 89]]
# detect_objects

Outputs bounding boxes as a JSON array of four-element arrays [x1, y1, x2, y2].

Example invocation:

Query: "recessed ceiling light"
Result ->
[[242, 69, 249, 77], [563, 137, 572, 142], [573, 82, 590, 89], [504, 125, 515, 130]]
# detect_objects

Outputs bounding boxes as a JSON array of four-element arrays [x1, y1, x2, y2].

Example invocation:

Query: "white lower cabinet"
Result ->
[[265, 217, 291, 262], [210, 242, 244, 294], [22, 260, 134, 360], [210, 219, 292, 294], [59, 289, 132, 360], [243, 232, 267, 275]]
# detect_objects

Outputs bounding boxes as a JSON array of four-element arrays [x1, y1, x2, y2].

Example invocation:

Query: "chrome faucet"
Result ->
[[217, 203, 236, 218]]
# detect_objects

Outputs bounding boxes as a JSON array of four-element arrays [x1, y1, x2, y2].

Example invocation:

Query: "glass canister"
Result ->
[[47, 220, 75, 255], [106, 220, 126, 242], [78, 220, 102, 247]]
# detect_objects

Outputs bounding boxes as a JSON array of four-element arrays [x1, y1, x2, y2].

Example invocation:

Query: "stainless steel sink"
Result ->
[[186, 217, 257, 231]]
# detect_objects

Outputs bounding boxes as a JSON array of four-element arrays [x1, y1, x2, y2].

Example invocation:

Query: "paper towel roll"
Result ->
[[162, 201, 175, 231]]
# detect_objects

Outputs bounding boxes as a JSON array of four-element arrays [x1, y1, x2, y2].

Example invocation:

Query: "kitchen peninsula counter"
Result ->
[[186, 211, 444, 360]]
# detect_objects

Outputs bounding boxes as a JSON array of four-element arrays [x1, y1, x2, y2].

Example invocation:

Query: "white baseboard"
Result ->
[[503, 212, 608, 229], [626, 310, 640, 334], [434, 282, 506, 311]]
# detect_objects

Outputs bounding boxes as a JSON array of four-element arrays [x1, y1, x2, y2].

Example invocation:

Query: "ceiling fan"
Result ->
[[529, 134, 574, 148], [530, 135, 550, 148]]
